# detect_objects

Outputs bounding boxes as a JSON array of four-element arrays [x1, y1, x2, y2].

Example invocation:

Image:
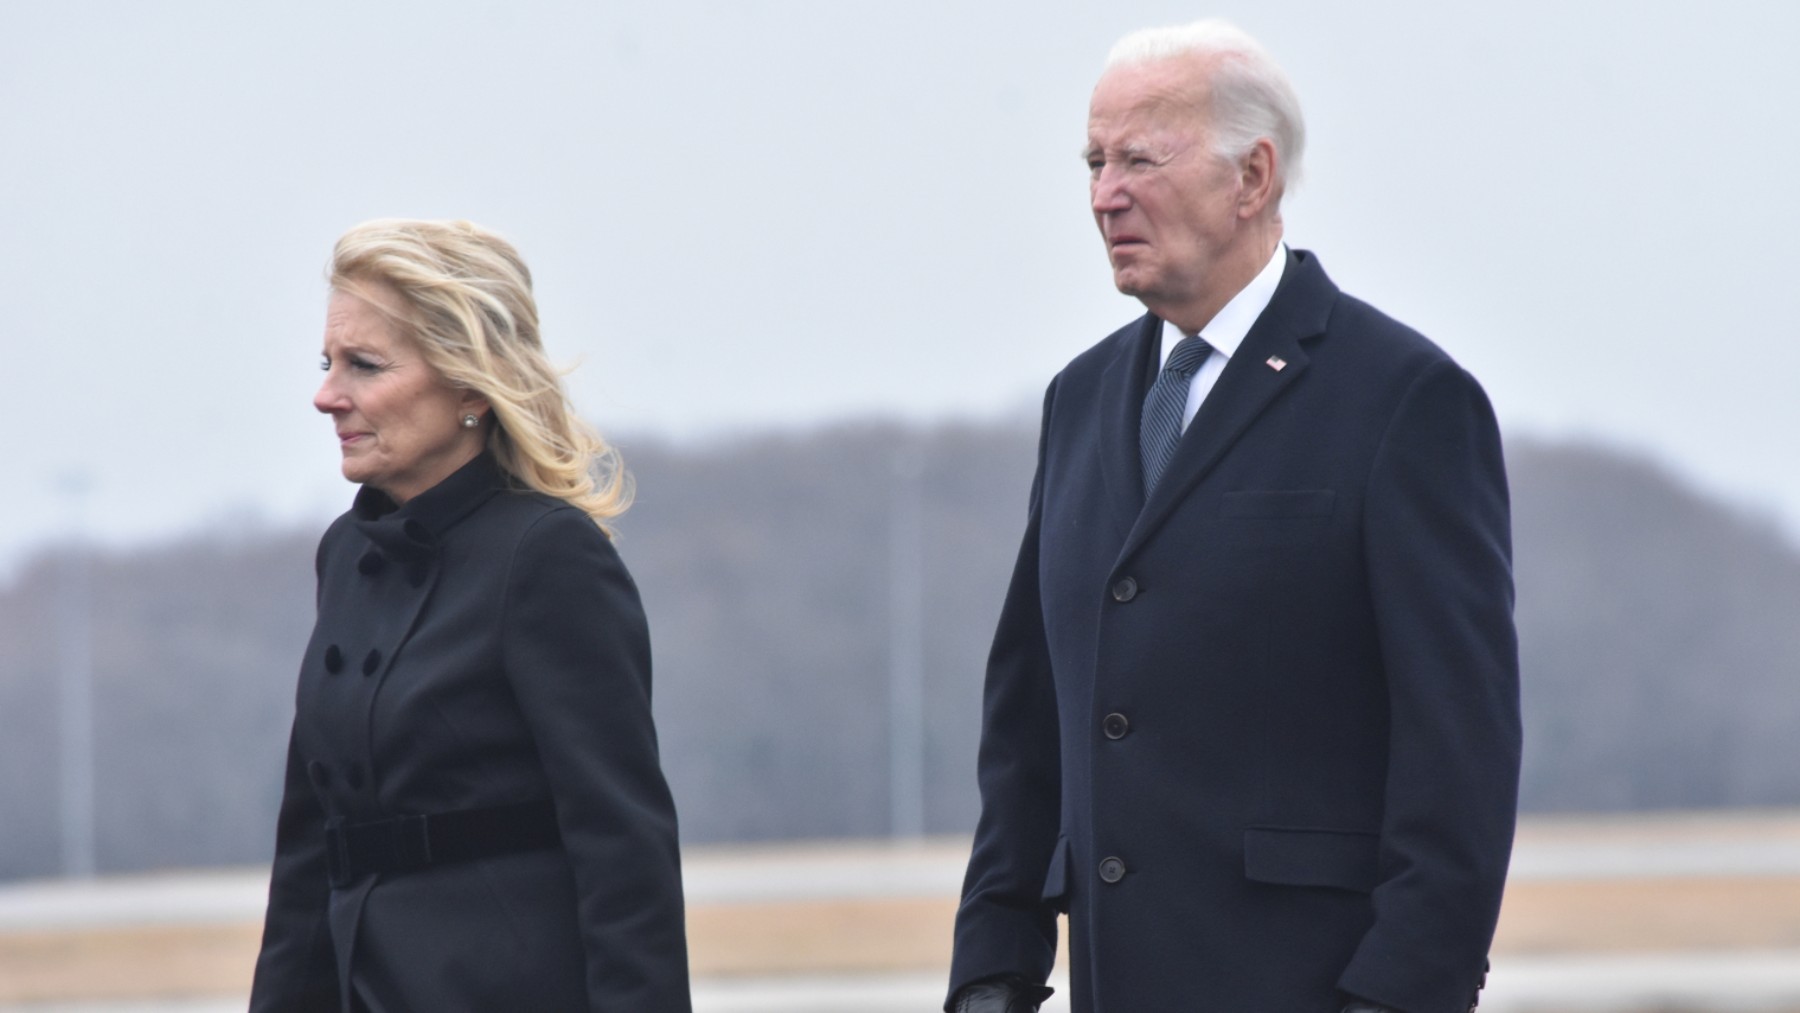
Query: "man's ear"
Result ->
[[1237, 137, 1279, 219]]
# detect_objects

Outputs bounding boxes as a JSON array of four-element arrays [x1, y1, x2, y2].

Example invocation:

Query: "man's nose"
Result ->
[[1091, 167, 1130, 213]]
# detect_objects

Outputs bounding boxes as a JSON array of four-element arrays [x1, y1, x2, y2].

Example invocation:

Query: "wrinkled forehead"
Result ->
[[1087, 57, 1213, 143], [331, 278, 416, 328], [324, 282, 412, 350]]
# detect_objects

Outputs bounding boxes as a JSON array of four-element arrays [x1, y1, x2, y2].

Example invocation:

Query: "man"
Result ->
[[947, 20, 1519, 1013]]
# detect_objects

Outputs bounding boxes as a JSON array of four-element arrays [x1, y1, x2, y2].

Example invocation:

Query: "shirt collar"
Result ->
[[1160, 241, 1288, 365]]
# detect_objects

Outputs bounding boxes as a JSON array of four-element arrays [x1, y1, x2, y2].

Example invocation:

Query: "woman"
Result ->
[[250, 219, 691, 1011]]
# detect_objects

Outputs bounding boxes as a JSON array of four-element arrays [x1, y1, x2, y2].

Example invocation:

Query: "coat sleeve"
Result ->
[[500, 507, 692, 1012], [249, 529, 341, 1013], [947, 380, 1065, 1007], [1339, 360, 1521, 1013], [247, 725, 341, 1012]]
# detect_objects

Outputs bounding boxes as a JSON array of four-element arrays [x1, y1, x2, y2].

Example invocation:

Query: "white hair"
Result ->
[[1106, 19, 1306, 193]]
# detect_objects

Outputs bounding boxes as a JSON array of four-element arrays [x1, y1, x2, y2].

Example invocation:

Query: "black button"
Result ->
[[1102, 712, 1130, 740], [362, 648, 382, 676], [308, 760, 331, 787], [357, 551, 385, 576], [323, 645, 343, 674], [345, 764, 365, 789], [1111, 577, 1138, 602], [1098, 856, 1127, 883]]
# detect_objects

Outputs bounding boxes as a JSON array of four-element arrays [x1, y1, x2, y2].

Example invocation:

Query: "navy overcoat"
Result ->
[[250, 453, 691, 1011], [949, 250, 1520, 1013]]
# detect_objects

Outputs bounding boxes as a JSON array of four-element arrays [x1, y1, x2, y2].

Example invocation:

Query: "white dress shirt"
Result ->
[[1158, 242, 1288, 431]]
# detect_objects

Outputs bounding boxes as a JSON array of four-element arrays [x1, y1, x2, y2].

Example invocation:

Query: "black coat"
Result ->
[[251, 454, 691, 1011], [949, 251, 1520, 1013]]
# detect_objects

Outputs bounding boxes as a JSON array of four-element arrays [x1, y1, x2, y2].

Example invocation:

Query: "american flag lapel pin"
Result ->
[[1266, 356, 1288, 372]]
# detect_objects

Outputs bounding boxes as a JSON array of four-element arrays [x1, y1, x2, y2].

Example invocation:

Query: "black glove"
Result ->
[[952, 976, 1056, 1013]]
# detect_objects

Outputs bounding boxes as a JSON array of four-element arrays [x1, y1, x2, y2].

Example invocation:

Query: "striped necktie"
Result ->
[[1139, 334, 1213, 495]]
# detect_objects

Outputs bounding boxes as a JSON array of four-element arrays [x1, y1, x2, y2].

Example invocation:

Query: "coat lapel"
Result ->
[[1115, 250, 1337, 568], [1095, 313, 1159, 536]]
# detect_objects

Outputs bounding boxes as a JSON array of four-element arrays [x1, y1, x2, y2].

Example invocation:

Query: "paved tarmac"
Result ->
[[7, 813, 1800, 1011]]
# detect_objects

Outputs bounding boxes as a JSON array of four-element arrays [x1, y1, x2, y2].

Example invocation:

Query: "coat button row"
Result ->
[[324, 645, 382, 677], [1098, 856, 1127, 883], [1102, 712, 1130, 739], [1111, 577, 1138, 602]]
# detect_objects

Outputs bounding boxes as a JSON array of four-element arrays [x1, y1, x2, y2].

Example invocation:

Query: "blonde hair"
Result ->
[[330, 218, 631, 534]]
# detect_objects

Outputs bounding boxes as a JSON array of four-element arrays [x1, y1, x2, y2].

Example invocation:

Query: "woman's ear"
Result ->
[[459, 390, 492, 421]]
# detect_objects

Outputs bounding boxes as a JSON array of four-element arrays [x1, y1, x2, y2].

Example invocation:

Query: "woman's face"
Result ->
[[314, 285, 487, 504]]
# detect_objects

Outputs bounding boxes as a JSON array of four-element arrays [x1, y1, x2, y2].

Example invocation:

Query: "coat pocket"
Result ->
[[1219, 489, 1336, 518], [1039, 835, 1071, 912], [1242, 826, 1379, 894]]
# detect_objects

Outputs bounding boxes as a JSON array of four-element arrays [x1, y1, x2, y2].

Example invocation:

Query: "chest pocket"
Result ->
[[1218, 489, 1336, 550], [1220, 489, 1336, 518]]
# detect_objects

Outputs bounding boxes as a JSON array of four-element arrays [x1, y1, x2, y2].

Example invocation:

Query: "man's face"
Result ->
[[1085, 58, 1247, 319]]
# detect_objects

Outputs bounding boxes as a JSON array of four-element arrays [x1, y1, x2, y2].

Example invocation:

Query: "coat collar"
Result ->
[[351, 452, 507, 563], [1112, 248, 1339, 569]]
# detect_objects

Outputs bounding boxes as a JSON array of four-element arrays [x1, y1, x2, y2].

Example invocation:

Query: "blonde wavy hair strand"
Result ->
[[329, 218, 631, 535]]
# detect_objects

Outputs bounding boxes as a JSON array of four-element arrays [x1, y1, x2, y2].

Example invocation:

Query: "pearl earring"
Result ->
[[461, 413, 480, 429]]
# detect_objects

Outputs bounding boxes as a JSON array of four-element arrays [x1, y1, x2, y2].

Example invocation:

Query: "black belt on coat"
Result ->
[[324, 799, 561, 887]]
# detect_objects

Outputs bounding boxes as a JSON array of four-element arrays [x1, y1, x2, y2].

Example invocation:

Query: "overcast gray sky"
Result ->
[[4, 0, 1797, 571]]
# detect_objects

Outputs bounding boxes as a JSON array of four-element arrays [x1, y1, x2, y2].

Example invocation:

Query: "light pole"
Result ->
[[55, 472, 96, 879], [888, 443, 926, 841]]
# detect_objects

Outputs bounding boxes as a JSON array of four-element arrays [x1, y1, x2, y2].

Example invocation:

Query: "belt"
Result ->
[[324, 798, 561, 887]]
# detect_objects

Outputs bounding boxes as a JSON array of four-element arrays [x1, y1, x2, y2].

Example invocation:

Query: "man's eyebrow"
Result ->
[[1082, 142, 1165, 163]]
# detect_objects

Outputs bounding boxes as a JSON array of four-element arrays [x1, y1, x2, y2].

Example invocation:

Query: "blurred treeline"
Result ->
[[1, 419, 1798, 881]]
